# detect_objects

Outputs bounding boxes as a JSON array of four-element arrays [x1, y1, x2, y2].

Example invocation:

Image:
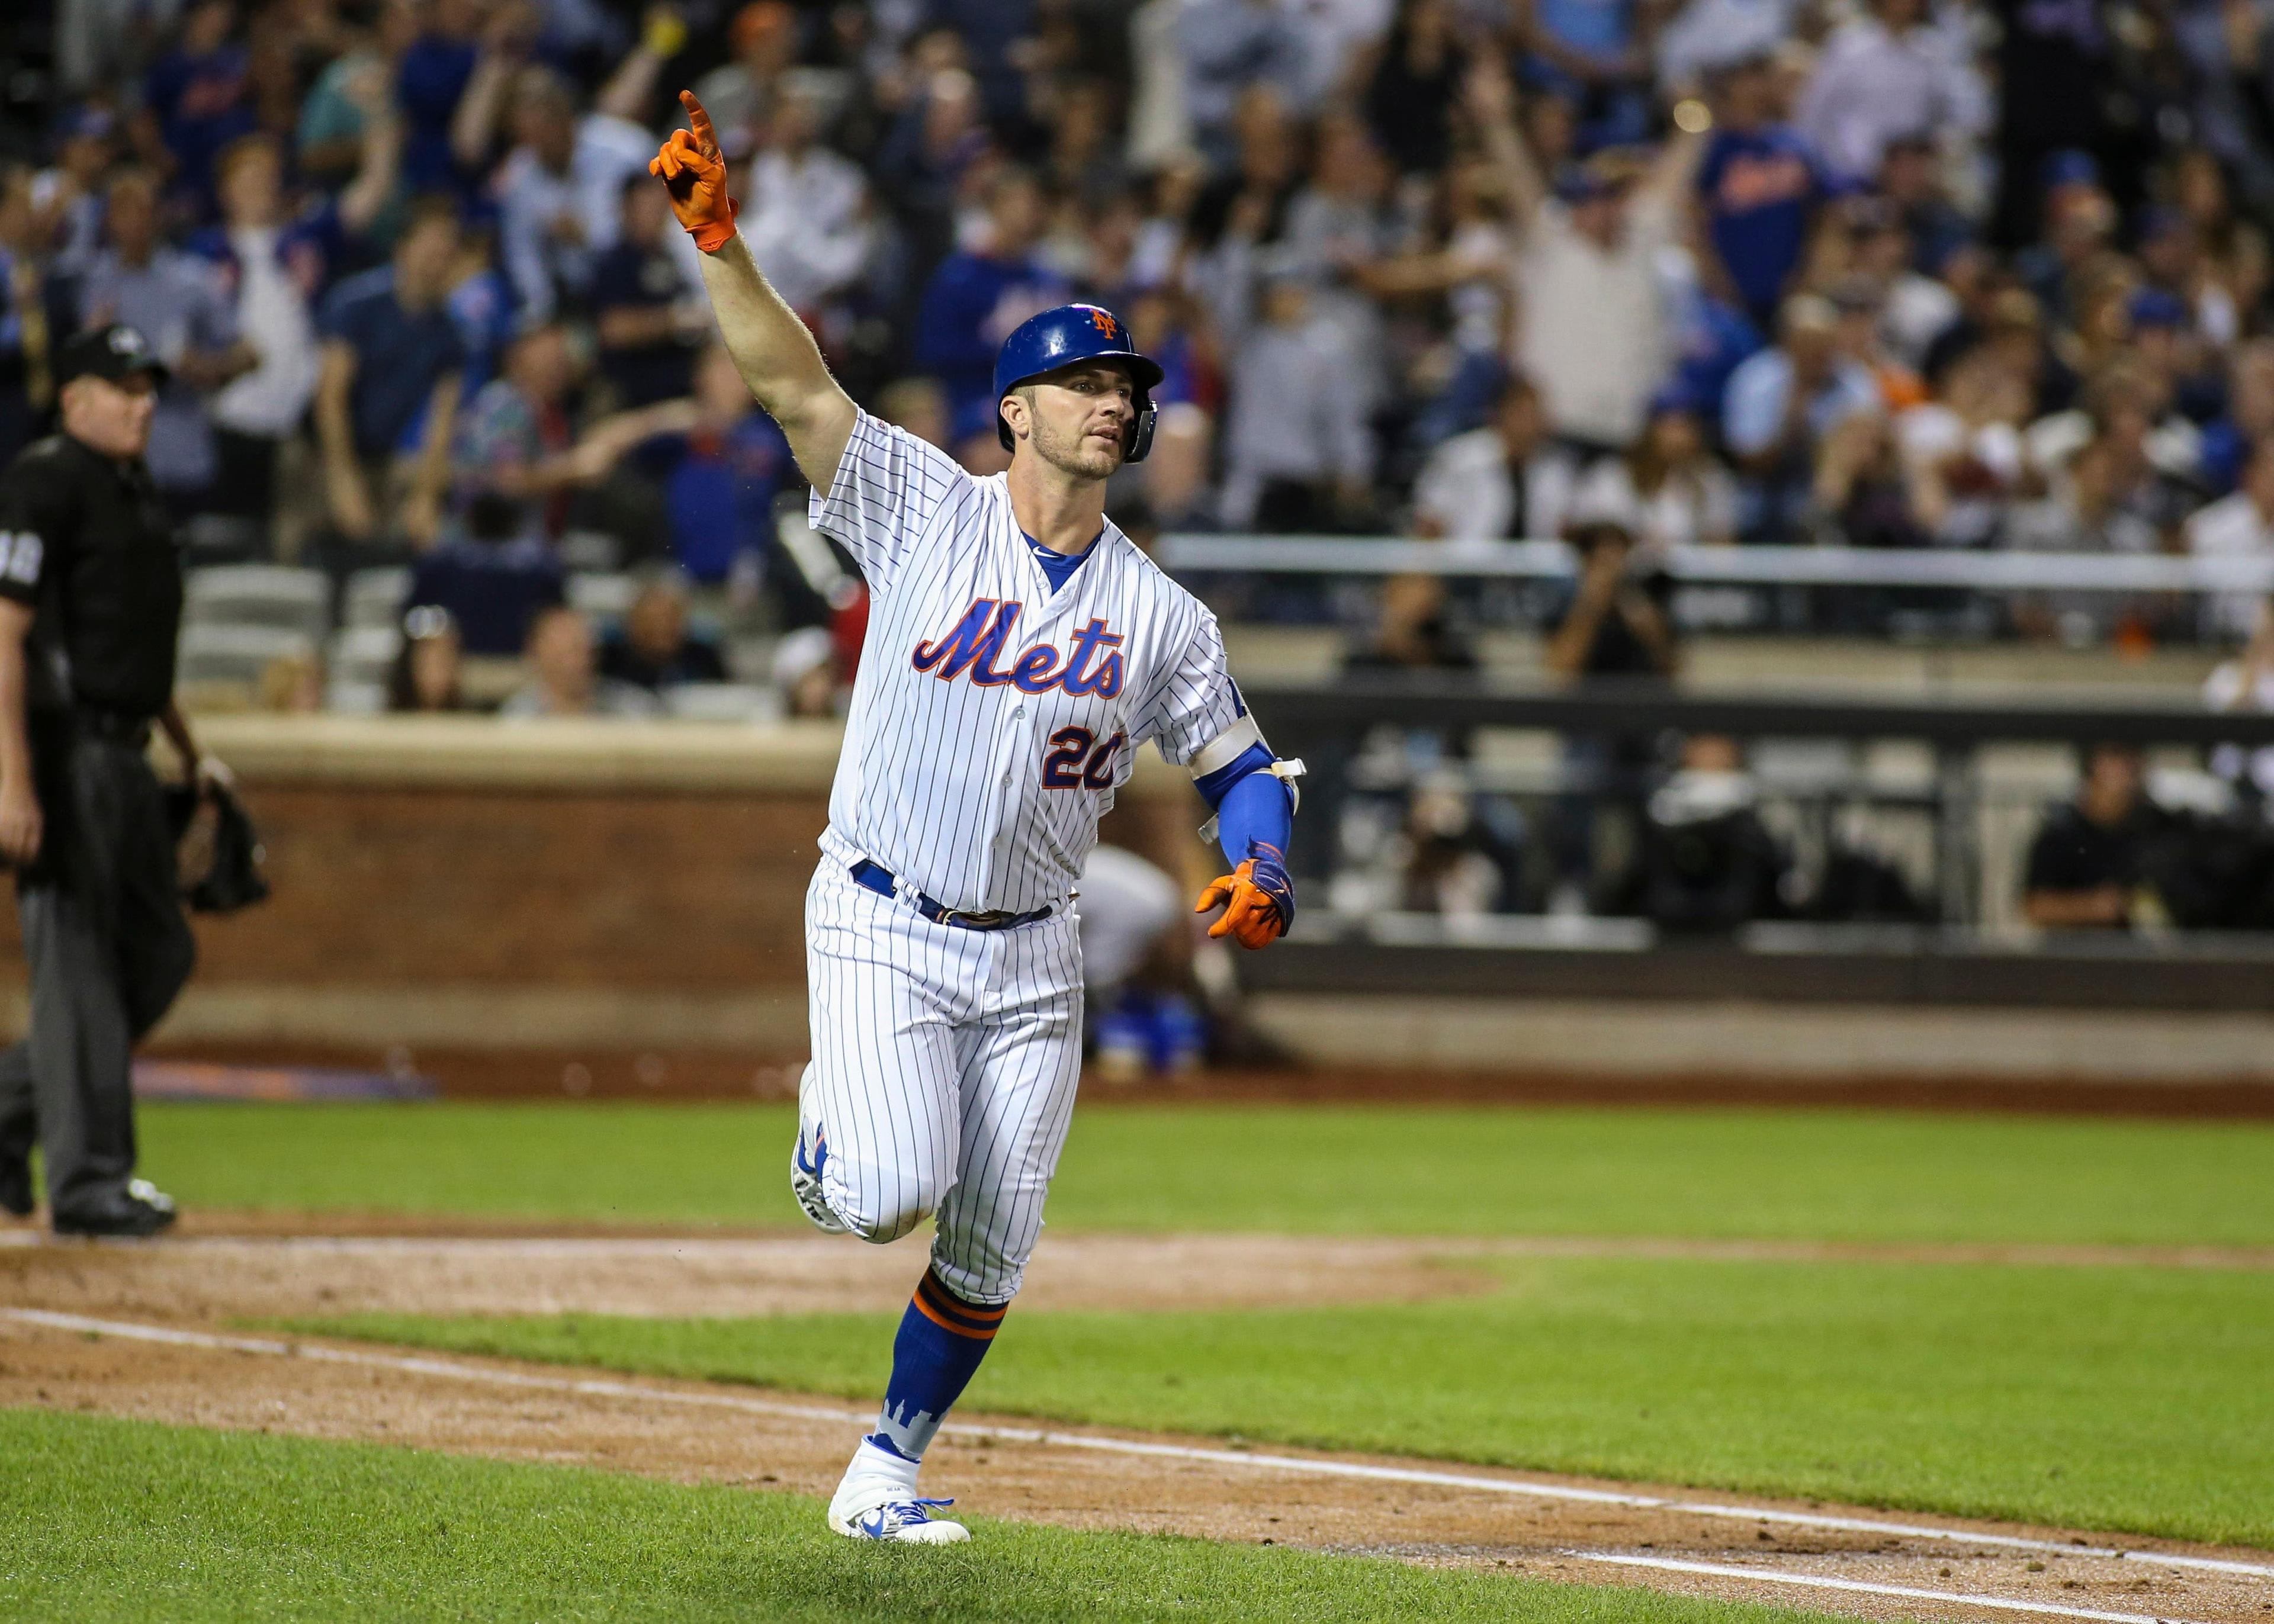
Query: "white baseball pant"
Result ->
[[801, 856, 1085, 1305]]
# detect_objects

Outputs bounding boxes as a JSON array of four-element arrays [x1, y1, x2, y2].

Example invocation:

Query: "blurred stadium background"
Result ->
[[7, 0, 2274, 1094]]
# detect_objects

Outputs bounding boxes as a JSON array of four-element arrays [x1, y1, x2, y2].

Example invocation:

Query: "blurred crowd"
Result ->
[[12, 0, 2274, 934], [8, 0, 2274, 670]]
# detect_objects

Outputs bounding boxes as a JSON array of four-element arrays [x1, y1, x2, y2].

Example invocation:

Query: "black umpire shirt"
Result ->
[[0, 433, 184, 721]]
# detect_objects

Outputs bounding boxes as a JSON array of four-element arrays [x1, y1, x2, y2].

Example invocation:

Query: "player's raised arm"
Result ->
[[653, 91, 857, 491]]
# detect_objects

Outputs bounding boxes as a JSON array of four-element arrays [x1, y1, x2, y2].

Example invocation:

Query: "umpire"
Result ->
[[0, 323, 224, 1237]]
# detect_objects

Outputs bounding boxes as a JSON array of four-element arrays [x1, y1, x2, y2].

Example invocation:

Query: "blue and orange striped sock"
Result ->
[[868, 1267, 1008, 1463]]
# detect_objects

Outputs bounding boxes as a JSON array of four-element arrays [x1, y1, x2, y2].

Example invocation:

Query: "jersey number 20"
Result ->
[[1042, 726, 1124, 790]]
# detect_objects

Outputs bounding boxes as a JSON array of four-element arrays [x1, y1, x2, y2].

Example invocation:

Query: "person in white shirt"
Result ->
[[1214, 256, 1376, 530], [490, 68, 657, 321], [2205, 597, 2274, 797], [2186, 440, 2274, 641], [1571, 391, 1737, 552], [739, 77, 873, 317], [1895, 340, 2029, 549], [1793, 0, 1986, 184], [1468, 59, 1707, 452], [1411, 371, 1577, 545]]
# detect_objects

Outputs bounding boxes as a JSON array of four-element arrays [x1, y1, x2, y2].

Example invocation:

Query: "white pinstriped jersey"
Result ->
[[810, 410, 1246, 915]]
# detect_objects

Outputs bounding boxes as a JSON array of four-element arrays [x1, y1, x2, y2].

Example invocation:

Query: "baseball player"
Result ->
[[652, 94, 1301, 1543]]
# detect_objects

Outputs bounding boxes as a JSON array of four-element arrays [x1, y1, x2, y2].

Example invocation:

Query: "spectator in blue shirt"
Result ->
[[401, 501, 567, 657], [78, 168, 257, 509], [1178, 0, 1309, 165], [143, 0, 258, 216], [1519, 0, 1655, 149], [590, 173, 703, 408], [395, 0, 484, 196], [657, 342, 796, 587], [314, 196, 467, 550], [1722, 291, 1882, 542], [1695, 53, 1830, 329], [912, 166, 1071, 465]]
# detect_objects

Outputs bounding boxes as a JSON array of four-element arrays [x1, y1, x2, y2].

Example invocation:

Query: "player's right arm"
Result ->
[[653, 91, 857, 494]]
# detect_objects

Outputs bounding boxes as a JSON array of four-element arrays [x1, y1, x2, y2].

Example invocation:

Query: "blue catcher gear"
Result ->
[[993, 304, 1165, 462]]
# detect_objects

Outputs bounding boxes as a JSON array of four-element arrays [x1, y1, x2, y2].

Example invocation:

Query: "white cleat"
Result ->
[[827, 1437, 969, 1542], [789, 1065, 847, 1235], [827, 1491, 970, 1544]]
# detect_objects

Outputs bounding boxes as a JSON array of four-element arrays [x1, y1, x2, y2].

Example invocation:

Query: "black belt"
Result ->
[[849, 860, 1053, 931], [72, 706, 153, 747]]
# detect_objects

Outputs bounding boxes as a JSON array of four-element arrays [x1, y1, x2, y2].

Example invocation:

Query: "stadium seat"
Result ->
[[175, 623, 318, 688], [660, 683, 781, 723], [329, 625, 402, 689], [560, 530, 622, 572], [567, 573, 638, 619], [343, 568, 413, 631], [184, 565, 331, 645]]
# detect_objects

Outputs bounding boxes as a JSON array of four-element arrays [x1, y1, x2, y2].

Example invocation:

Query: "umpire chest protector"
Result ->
[[0, 434, 184, 721]]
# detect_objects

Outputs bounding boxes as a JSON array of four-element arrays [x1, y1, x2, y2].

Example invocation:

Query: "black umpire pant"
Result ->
[[0, 725, 195, 1217]]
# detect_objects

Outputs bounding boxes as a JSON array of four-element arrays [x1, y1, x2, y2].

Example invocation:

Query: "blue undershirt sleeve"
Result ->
[[1207, 752, 1295, 870]]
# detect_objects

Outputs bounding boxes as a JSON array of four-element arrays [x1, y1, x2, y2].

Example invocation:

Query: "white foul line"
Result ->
[[5, 1308, 2269, 1590], [1573, 1552, 2204, 1624]]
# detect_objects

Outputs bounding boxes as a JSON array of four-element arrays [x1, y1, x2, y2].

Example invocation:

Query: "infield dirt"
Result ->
[[4, 1218, 2271, 1623]]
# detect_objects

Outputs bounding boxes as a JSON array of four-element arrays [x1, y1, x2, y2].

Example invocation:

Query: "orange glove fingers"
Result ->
[[1207, 892, 1279, 948], [681, 90, 721, 156], [1196, 860, 1283, 949], [651, 108, 735, 252]]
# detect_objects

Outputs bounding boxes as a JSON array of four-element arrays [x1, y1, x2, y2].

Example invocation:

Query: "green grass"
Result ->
[[0, 1407, 1841, 1623], [139, 1101, 2274, 1244], [285, 1255, 2274, 1548]]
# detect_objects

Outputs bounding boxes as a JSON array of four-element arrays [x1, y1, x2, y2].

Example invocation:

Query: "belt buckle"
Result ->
[[950, 908, 1010, 928]]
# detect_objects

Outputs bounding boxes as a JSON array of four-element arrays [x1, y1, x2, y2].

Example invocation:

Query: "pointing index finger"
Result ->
[[679, 90, 720, 159]]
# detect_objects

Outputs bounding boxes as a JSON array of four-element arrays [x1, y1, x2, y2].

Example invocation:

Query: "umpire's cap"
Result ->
[[993, 304, 1164, 462], [57, 323, 169, 388]]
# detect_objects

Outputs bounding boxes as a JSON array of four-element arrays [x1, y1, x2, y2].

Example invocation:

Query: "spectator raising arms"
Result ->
[[191, 122, 396, 532], [1470, 59, 1707, 456]]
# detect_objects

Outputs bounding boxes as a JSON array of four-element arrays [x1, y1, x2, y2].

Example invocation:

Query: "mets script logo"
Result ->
[[912, 600, 1125, 697], [1088, 308, 1119, 339]]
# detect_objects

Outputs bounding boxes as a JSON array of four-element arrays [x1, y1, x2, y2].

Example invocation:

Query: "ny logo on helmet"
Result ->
[[1088, 308, 1118, 339]]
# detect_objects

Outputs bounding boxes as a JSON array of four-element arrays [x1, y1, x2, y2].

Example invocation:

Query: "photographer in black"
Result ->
[[1541, 506, 1681, 915], [0, 323, 226, 1236]]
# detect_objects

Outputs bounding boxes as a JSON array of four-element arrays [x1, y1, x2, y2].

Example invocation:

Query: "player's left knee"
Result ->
[[840, 1175, 945, 1245]]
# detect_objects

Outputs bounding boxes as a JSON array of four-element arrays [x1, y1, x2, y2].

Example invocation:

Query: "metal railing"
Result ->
[[1156, 533, 2274, 595], [1251, 675, 2274, 943]]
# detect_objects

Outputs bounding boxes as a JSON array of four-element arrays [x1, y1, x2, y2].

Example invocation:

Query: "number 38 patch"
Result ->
[[0, 532, 43, 587]]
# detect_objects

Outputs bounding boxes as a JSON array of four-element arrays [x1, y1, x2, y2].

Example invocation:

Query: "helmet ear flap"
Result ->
[[1125, 392, 1157, 464]]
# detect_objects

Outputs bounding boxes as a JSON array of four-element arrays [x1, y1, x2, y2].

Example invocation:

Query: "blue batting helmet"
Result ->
[[992, 303, 1164, 462]]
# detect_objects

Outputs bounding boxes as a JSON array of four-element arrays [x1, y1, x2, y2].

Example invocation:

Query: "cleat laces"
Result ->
[[857, 1497, 956, 1538]]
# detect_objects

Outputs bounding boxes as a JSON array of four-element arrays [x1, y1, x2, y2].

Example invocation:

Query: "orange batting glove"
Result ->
[[1194, 844, 1295, 950], [650, 89, 738, 253]]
